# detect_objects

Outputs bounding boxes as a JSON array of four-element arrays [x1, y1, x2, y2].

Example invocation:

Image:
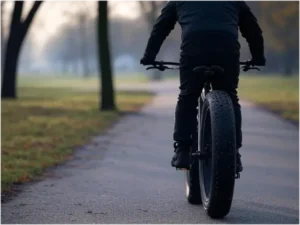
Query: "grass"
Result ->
[[18, 73, 148, 90], [1, 78, 153, 191], [239, 74, 299, 123]]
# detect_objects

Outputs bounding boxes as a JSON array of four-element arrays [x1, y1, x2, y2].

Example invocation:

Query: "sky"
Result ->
[[35, 1, 141, 35], [2, 1, 141, 54]]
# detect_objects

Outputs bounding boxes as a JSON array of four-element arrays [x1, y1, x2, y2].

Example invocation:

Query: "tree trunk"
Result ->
[[283, 51, 293, 76], [1, 1, 5, 74], [0, 0, 4, 93], [1, 33, 23, 98], [1, 1, 42, 99], [97, 1, 116, 111], [140, 1, 163, 81], [2, 1, 23, 99], [79, 13, 89, 78]]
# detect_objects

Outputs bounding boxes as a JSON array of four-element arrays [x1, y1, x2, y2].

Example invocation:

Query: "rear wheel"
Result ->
[[199, 90, 236, 218]]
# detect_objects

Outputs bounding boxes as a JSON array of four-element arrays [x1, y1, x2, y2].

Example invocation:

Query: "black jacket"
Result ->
[[143, 1, 264, 59]]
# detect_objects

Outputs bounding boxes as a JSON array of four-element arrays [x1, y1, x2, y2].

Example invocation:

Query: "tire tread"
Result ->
[[200, 90, 236, 218]]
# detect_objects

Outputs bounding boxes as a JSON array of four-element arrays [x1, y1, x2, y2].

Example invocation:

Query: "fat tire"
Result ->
[[199, 90, 236, 218]]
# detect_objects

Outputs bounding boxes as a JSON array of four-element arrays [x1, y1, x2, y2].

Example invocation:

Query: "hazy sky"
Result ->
[[2, 1, 141, 54], [35, 1, 141, 34], [37, 1, 141, 43]]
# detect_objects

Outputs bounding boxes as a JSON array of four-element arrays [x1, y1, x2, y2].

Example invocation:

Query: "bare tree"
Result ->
[[64, 3, 91, 78], [1, 1, 43, 99], [139, 0, 168, 32], [139, 1, 165, 81], [78, 12, 89, 77], [1, 1, 6, 74], [97, 1, 116, 110], [259, 1, 299, 76]]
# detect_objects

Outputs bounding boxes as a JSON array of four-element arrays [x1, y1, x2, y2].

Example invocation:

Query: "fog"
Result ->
[[1, 1, 299, 77]]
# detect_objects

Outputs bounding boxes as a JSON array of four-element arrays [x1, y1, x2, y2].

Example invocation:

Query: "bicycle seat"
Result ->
[[193, 66, 224, 75]]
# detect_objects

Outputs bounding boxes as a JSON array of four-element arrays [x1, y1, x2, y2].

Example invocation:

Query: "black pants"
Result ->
[[173, 52, 242, 149]]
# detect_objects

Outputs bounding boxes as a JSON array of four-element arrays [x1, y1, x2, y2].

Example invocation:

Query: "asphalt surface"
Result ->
[[1, 80, 299, 224]]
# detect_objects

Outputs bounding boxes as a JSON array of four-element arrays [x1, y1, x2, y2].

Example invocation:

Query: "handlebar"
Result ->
[[144, 60, 260, 72], [145, 61, 180, 71]]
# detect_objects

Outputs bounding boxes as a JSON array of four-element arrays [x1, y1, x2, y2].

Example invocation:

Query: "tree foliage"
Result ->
[[139, 1, 165, 30], [261, 0, 300, 75], [260, 1, 299, 52]]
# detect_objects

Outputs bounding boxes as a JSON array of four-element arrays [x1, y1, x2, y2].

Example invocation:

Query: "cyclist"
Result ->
[[140, 1, 266, 172]]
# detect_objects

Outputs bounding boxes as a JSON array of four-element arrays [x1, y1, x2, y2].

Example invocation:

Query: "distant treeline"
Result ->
[[19, 1, 299, 76]]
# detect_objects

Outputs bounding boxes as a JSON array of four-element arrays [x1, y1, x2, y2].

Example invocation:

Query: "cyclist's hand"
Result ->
[[250, 56, 266, 66], [140, 56, 155, 65]]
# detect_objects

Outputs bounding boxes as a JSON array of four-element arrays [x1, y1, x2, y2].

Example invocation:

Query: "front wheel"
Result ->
[[199, 90, 236, 218]]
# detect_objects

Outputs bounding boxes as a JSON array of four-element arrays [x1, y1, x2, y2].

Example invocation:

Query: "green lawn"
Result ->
[[239, 75, 299, 123], [1, 78, 153, 191], [18, 74, 148, 90]]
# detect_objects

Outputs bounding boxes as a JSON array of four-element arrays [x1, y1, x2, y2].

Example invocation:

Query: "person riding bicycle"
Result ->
[[140, 1, 266, 172]]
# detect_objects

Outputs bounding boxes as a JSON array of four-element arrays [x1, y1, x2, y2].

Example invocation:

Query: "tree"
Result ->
[[139, 1, 163, 30], [78, 12, 89, 77], [259, 1, 299, 75], [63, 2, 92, 78], [1, 1, 43, 99], [97, 1, 116, 110], [1, 1, 5, 74], [139, 1, 165, 81]]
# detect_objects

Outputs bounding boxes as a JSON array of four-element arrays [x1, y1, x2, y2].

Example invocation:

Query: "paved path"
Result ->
[[1, 81, 299, 224]]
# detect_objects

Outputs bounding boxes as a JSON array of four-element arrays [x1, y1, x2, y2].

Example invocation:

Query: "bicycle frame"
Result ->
[[145, 60, 262, 217], [145, 60, 261, 157]]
